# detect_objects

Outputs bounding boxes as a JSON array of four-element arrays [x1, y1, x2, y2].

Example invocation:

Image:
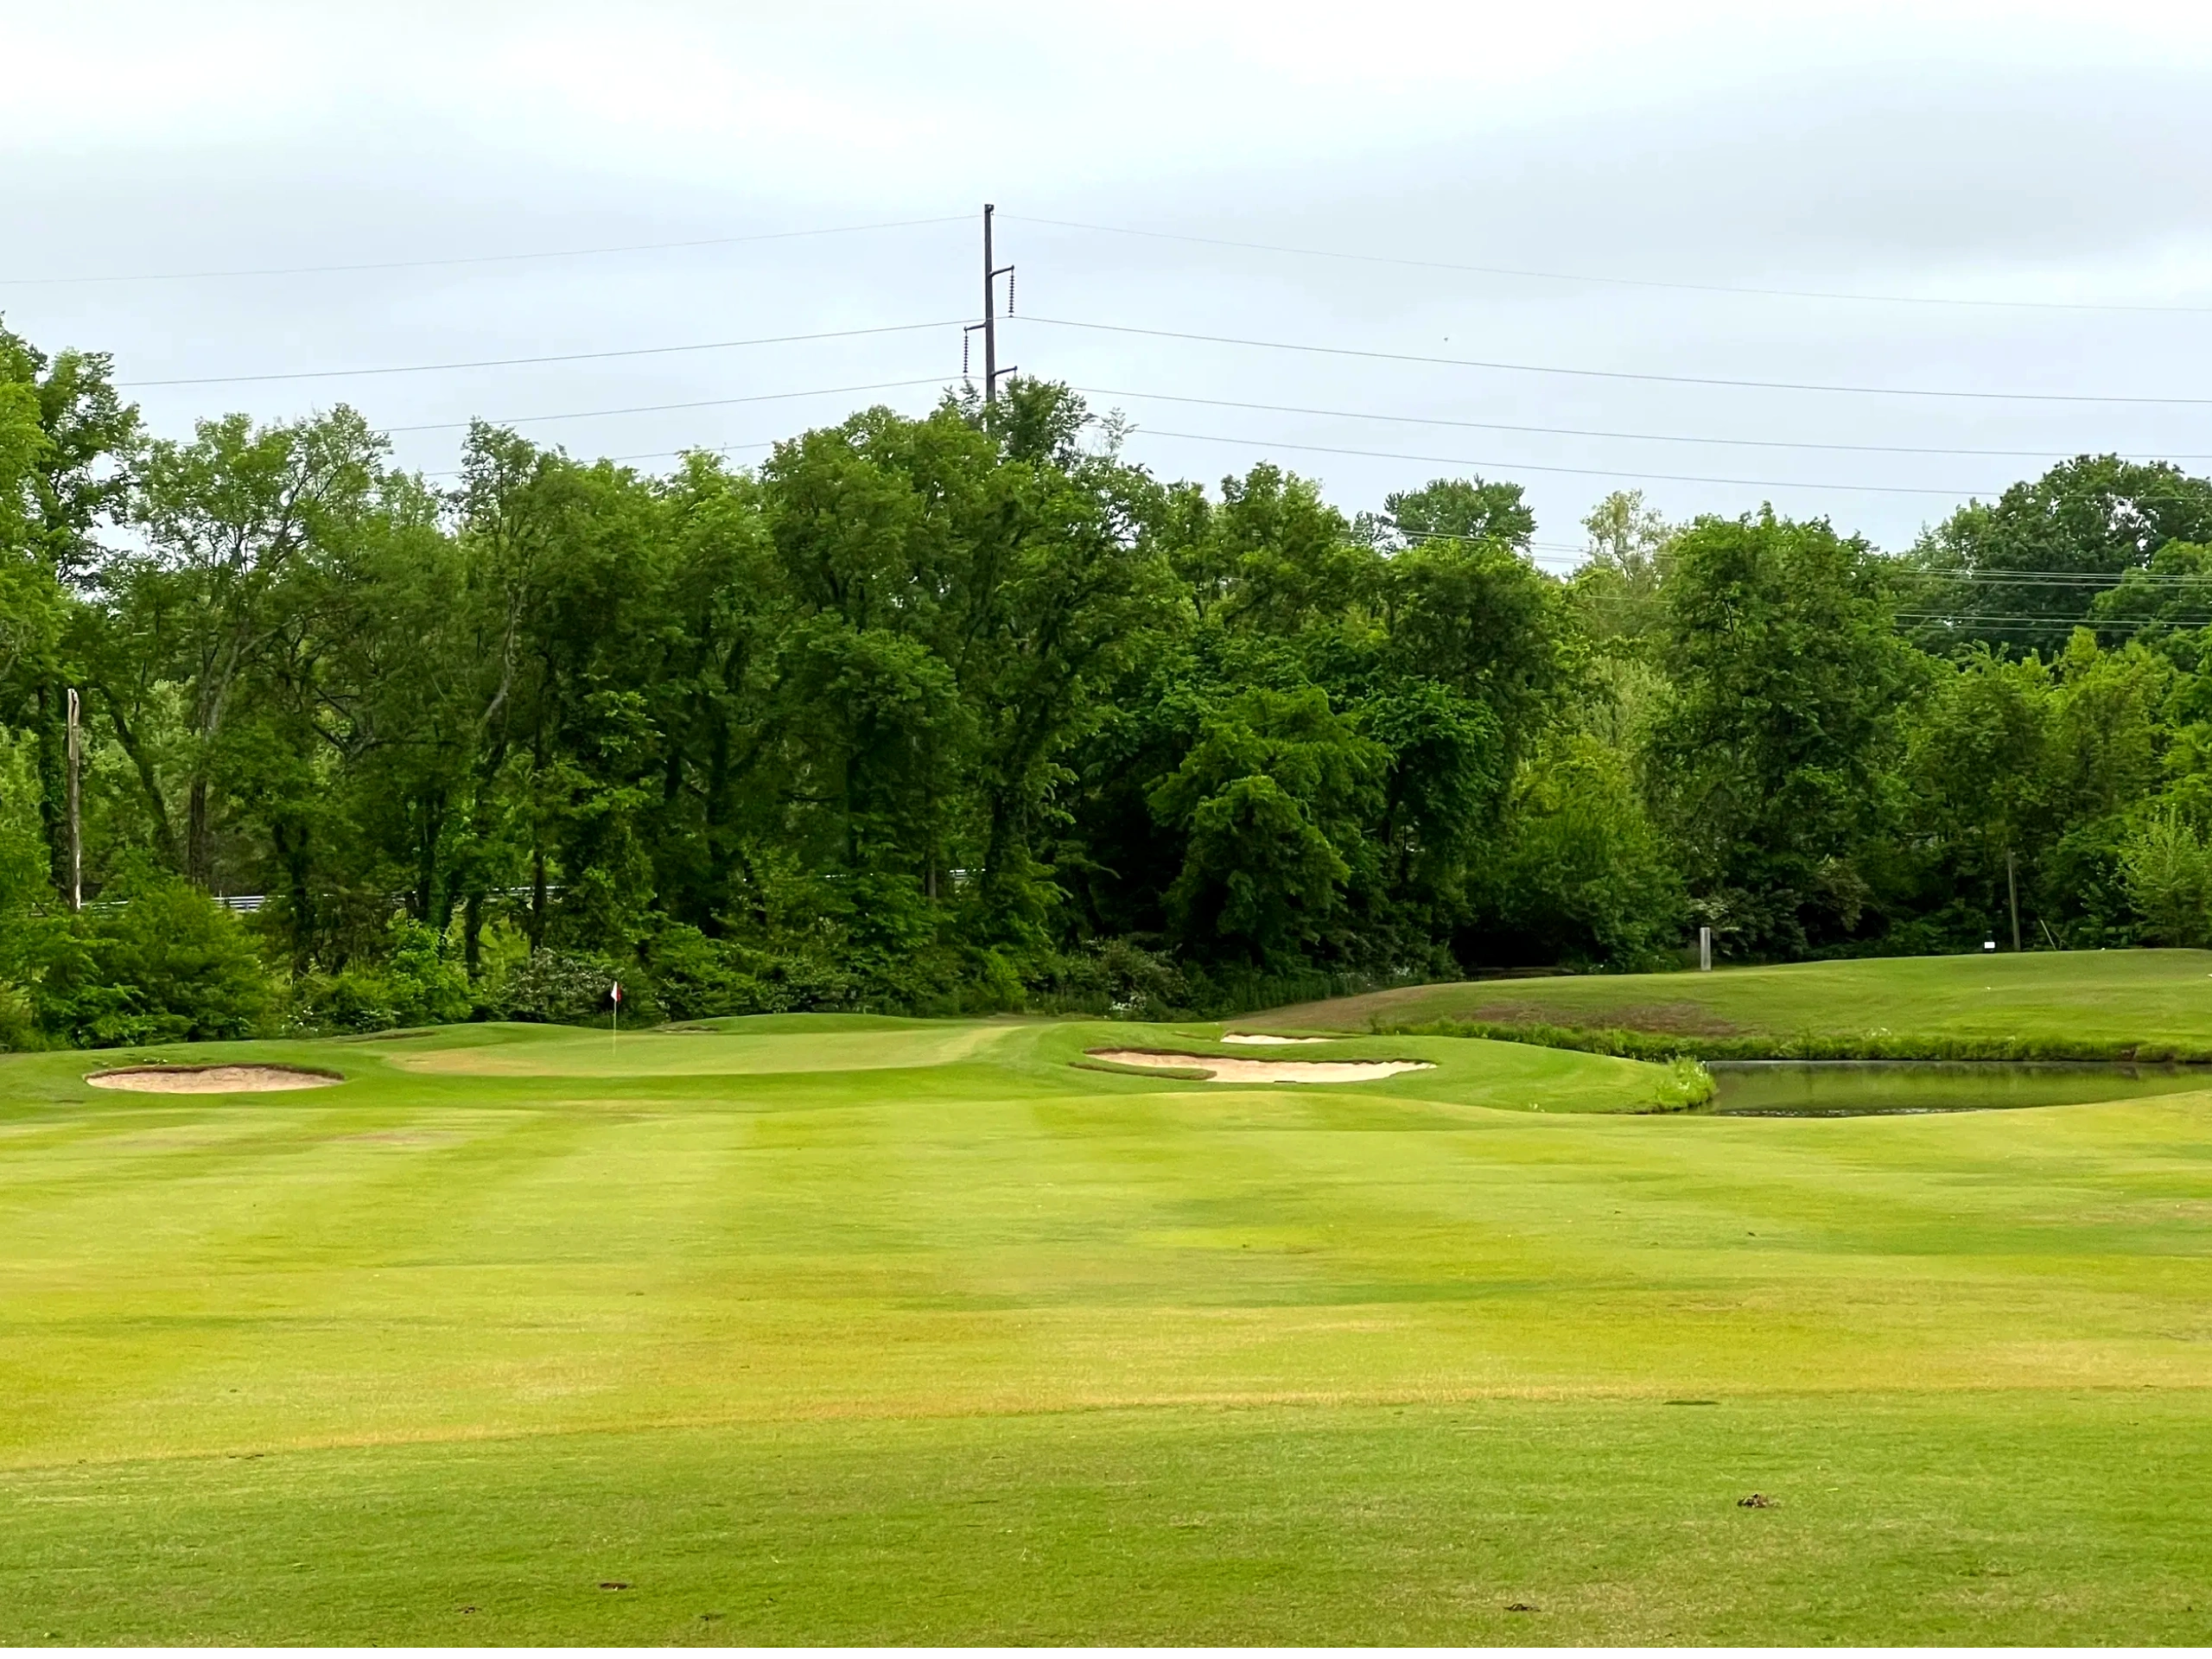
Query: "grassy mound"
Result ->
[[3, 1014, 2209, 1642], [1255, 949, 2212, 1060]]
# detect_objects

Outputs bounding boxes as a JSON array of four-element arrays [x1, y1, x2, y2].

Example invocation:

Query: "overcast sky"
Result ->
[[8, 0, 2212, 564]]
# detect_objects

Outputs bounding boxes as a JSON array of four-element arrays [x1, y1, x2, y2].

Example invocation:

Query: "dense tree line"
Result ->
[[6, 318, 2212, 1044]]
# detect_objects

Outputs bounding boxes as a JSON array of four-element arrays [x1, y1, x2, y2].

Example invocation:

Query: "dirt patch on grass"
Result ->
[[86, 1065, 341, 1094], [1470, 999, 1746, 1037], [1088, 1049, 1434, 1084]]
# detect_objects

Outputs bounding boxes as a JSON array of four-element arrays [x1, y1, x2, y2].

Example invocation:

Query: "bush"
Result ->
[[1649, 1057, 1717, 1112], [282, 917, 474, 1035], [1026, 938, 1192, 1019], [0, 980, 42, 1050], [2120, 810, 2212, 947], [384, 918, 472, 1026], [492, 948, 627, 1025], [35, 878, 276, 1046], [288, 968, 400, 1034], [628, 925, 837, 1020]]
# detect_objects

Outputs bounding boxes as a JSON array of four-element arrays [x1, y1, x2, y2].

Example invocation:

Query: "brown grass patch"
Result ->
[[1469, 999, 1745, 1037]]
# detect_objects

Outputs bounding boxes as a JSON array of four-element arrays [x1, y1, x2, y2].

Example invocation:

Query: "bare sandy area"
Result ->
[[1087, 1049, 1433, 1084], [86, 1065, 340, 1094], [1221, 1033, 1330, 1046]]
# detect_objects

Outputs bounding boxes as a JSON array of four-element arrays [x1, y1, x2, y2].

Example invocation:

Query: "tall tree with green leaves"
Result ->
[[1910, 455, 2212, 652], [1652, 509, 1919, 955], [107, 408, 385, 887]]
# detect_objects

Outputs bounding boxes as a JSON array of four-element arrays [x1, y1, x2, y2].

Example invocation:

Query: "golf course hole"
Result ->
[[1087, 1049, 1434, 1084], [86, 1065, 341, 1094], [1220, 1033, 1331, 1046]]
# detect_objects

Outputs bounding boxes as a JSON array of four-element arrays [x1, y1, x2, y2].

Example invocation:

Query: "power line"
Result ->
[[418, 440, 778, 481], [1025, 315, 2212, 407], [0, 215, 969, 289], [384, 375, 953, 435], [1123, 426, 2001, 498], [1073, 384, 2212, 463], [1008, 213, 2212, 318], [1900, 612, 2212, 630], [116, 320, 964, 389], [375, 372, 2190, 475], [1916, 570, 2212, 587]]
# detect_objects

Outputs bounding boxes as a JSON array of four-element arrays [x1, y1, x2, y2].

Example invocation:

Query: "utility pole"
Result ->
[[65, 687, 81, 912], [966, 204, 1017, 408]]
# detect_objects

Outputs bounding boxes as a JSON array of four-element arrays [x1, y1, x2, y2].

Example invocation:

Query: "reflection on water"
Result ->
[[1707, 1060, 2212, 1117]]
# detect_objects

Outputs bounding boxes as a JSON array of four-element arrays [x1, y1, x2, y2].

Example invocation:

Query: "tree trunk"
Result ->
[[187, 776, 212, 888]]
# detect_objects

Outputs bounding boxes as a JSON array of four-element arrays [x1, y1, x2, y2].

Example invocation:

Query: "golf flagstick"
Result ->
[[612, 980, 620, 1057]]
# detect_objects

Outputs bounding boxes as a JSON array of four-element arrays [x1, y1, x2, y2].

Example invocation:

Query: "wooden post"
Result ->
[[66, 688, 81, 913]]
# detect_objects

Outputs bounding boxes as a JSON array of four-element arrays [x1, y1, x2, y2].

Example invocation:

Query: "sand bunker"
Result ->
[[86, 1065, 340, 1094], [1088, 1049, 1433, 1084], [1220, 1033, 1330, 1046]]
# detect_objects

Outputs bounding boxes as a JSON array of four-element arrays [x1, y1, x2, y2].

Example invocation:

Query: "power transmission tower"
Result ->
[[964, 204, 1016, 407]]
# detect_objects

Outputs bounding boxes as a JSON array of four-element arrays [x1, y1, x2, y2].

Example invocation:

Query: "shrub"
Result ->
[[2120, 810, 2212, 947], [35, 878, 276, 1046], [1026, 938, 1192, 1019], [288, 968, 400, 1034], [384, 918, 472, 1026], [1650, 1056, 1717, 1112], [494, 948, 626, 1025]]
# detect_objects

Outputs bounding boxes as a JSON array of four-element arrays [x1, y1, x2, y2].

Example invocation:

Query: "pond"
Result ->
[[1705, 1059, 2212, 1117]]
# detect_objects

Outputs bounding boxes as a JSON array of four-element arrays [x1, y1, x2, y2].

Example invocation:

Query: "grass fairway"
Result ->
[[5, 1014, 2212, 1642], [1262, 947, 2212, 1057]]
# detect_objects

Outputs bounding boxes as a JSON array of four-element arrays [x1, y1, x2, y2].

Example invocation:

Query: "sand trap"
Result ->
[[1088, 1049, 1433, 1084], [86, 1065, 340, 1094], [1221, 1033, 1330, 1046]]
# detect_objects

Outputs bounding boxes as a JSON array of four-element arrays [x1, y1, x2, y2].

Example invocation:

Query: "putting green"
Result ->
[[3, 1014, 2209, 1642], [1262, 948, 2212, 1056]]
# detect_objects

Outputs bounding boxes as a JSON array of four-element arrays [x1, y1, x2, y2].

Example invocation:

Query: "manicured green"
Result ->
[[1264, 947, 2212, 1057], [4, 1014, 2211, 1643]]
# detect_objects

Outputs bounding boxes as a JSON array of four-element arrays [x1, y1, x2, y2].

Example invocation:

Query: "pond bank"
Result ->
[[1705, 1058, 2212, 1117]]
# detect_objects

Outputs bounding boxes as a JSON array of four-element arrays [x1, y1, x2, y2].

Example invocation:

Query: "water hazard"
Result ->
[[1706, 1059, 2212, 1117]]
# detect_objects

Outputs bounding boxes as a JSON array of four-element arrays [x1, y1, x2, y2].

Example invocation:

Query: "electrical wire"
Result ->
[[417, 440, 778, 481], [0, 216, 970, 289], [1072, 385, 2212, 463], [1900, 613, 2212, 630], [115, 320, 966, 389], [1023, 315, 2212, 407], [1915, 571, 2212, 587], [1123, 426, 2001, 497], [1007, 213, 2212, 318], [105, 309, 2212, 411], [383, 375, 953, 435]]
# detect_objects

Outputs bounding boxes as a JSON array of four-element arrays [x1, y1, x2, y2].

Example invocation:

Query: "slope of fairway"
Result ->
[[3, 1014, 2210, 1643], [1257, 948, 2212, 1057]]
